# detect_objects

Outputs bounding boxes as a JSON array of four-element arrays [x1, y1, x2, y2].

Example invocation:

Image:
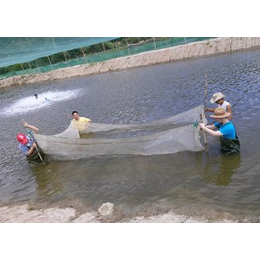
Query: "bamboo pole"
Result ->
[[204, 73, 208, 107], [201, 74, 208, 151]]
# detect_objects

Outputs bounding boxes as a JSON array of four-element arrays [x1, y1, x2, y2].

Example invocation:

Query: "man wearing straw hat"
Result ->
[[205, 92, 232, 120], [199, 107, 240, 154]]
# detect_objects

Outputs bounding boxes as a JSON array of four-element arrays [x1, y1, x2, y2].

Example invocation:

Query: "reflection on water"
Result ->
[[32, 164, 63, 198], [27, 150, 243, 219], [195, 152, 241, 186]]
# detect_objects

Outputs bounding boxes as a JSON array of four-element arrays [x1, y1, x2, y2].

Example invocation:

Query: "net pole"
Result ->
[[200, 113, 208, 151], [204, 73, 208, 107], [202, 74, 208, 151]]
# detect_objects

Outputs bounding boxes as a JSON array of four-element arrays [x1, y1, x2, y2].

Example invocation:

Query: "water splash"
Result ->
[[1, 89, 81, 116]]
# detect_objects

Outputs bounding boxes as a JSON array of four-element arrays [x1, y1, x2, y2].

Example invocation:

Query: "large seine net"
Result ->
[[34, 105, 206, 161]]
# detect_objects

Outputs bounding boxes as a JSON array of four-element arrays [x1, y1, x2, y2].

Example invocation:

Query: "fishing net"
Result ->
[[34, 105, 207, 161]]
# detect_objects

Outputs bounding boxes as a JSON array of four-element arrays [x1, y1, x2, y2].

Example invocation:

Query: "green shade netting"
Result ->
[[0, 37, 119, 68]]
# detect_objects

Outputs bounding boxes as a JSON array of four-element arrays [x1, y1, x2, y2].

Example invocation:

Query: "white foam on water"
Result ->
[[2, 89, 81, 116]]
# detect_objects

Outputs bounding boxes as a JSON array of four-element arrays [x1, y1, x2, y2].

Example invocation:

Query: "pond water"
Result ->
[[0, 48, 259, 221]]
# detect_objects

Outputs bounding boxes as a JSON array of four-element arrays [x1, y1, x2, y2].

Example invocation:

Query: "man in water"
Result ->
[[71, 111, 92, 133], [16, 123, 39, 157], [199, 107, 240, 154], [205, 92, 232, 120]]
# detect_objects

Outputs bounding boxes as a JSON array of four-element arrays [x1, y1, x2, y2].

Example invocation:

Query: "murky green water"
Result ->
[[0, 49, 260, 221]]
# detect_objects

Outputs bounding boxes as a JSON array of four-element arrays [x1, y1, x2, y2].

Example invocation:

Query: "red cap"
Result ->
[[16, 133, 28, 144]]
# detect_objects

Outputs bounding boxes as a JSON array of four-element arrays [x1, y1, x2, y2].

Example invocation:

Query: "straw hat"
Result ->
[[210, 107, 230, 119], [210, 92, 225, 104]]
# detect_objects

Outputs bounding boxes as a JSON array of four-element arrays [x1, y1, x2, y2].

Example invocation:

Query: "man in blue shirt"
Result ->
[[199, 107, 240, 154], [17, 123, 39, 157]]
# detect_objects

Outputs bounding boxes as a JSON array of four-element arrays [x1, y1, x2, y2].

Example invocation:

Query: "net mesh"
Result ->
[[34, 105, 207, 161]]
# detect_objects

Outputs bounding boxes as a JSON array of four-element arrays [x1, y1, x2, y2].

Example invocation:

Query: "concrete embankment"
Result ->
[[1, 37, 260, 88]]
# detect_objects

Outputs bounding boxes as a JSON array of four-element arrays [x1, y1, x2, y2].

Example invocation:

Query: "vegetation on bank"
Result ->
[[0, 37, 161, 76]]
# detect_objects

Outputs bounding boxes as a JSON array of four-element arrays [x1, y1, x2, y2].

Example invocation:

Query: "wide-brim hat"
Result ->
[[210, 92, 225, 104], [210, 107, 230, 119]]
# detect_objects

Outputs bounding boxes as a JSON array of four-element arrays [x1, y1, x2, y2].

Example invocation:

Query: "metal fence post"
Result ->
[[81, 48, 88, 64], [126, 38, 130, 55], [153, 37, 157, 49]]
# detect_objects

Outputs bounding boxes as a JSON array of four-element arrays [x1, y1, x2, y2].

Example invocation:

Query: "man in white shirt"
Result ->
[[205, 92, 232, 120]]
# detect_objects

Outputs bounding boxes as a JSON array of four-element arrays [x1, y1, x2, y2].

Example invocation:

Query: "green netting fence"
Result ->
[[0, 37, 216, 80]]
